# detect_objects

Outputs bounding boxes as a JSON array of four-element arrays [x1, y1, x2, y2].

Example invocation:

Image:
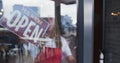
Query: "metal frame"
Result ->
[[102, 0, 105, 63], [76, 0, 84, 62], [77, 0, 94, 63]]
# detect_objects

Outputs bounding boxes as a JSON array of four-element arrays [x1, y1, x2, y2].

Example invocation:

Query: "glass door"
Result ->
[[103, 0, 120, 63]]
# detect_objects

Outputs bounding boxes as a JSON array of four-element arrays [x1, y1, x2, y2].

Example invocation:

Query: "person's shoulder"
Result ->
[[60, 36, 65, 39], [60, 36, 68, 45], [60, 36, 66, 41]]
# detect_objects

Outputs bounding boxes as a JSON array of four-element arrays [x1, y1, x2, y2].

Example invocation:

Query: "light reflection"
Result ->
[[111, 12, 120, 16], [0, 12, 2, 15], [1, 9, 3, 12]]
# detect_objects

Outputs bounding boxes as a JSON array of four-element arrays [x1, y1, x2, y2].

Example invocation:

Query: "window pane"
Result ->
[[61, 3, 77, 63], [0, 0, 55, 63], [104, 0, 120, 63]]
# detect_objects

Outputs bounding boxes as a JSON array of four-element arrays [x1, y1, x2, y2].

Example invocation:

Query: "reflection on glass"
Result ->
[[61, 3, 77, 63], [0, 0, 55, 63], [0, 0, 77, 63]]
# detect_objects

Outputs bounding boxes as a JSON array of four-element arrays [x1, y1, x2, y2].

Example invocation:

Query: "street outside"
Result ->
[[0, 54, 33, 63]]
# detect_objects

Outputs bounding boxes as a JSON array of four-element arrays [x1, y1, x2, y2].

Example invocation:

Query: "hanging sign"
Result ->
[[0, 4, 49, 45]]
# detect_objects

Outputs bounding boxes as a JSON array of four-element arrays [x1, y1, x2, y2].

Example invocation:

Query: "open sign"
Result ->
[[0, 5, 49, 44]]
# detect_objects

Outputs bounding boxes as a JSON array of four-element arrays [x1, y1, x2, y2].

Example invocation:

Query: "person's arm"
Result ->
[[61, 37, 76, 63], [66, 55, 76, 63]]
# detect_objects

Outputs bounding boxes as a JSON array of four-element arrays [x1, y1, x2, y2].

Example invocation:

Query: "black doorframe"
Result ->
[[94, 0, 103, 63], [76, 0, 84, 63]]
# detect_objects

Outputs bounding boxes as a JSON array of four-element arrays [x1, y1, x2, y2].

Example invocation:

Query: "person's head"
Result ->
[[45, 18, 55, 38], [45, 18, 62, 48]]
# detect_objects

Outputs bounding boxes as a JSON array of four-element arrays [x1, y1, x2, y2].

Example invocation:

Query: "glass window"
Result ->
[[0, 0, 55, 63], [0, 0, 77, 63], [104, 0, 120, 63], [61, 3, 77, 63]]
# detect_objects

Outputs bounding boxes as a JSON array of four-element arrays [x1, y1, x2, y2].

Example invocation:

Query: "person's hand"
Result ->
[[67, 55, 76, 63]]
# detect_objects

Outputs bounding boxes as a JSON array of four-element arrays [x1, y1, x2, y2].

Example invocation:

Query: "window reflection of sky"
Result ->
[[1, 0, 77, 25], [19, 0, 77, 25], [61, 4, 77, 25]]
